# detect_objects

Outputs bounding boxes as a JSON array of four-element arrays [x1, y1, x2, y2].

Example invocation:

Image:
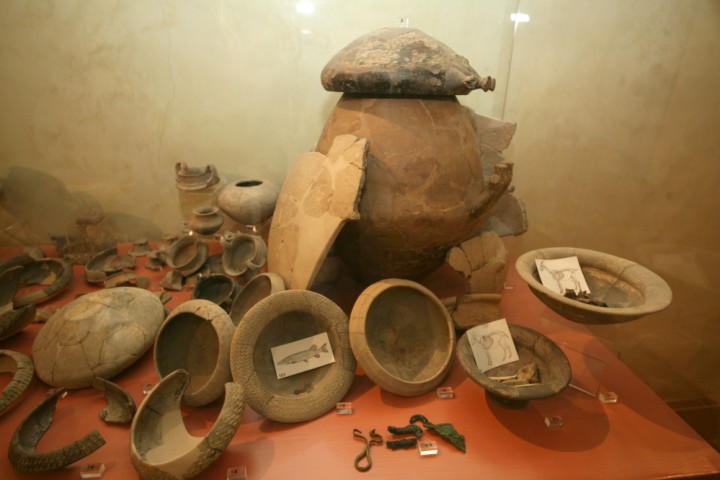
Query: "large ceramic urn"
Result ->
[[316, 28, 514, 283]]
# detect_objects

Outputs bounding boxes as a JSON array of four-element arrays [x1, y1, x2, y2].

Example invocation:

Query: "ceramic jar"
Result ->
[[216, 179, 279, 226], [189, 206, 224, 236]]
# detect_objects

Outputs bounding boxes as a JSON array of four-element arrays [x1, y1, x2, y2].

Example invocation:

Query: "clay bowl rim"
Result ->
[[349, 278, 456, 397], [515, 247, 672, 324], [457, 324, 572, 407], [230, 289, 355, 423], [228, 272, 285, 326], [192, 273, 237, 308], [166, 236, 209, 276], [222, 234, 263, 276]]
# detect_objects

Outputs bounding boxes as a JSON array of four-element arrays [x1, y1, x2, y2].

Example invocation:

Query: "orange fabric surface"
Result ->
[[1, 244, 719, 480]]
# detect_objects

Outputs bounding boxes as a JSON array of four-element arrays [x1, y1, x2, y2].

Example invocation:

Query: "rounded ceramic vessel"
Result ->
[[230, 290, 355, 423], [229, 272, 285, 326], [165, 235, 209, 276], [515, 247, 672, 324], [457, 324, 572, 408], [222, 233, 266, 276], [217, 179, 279, 225], [154, 299, 235, 407], [130, 369, 244, 480], [32, 287, 165, 389], [189, 205, 224, 235], [192, 273, 238, 311], [349, 278, 456, 397]]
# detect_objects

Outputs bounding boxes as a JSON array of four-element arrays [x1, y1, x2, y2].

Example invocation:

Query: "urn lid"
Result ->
[[320, 27, 495, 95]]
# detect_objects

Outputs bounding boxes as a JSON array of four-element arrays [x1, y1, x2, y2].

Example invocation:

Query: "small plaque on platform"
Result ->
[[599, 391, 619, 404], [436, 386, 455, 399], [544, 415, 564, 428], [336, 402, 353, 414], [418, 440, 438, 456], [79, 463, 105, 478], [227, 466, 247, 480]]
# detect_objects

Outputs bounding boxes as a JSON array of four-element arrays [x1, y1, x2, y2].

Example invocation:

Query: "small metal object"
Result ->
[[353, 428, 383, 472]]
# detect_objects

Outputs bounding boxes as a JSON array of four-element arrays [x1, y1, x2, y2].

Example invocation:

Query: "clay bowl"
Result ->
[[165, 235, 208, 276], [230, 290, 355, 423], [457, 324, 571, 408], [228, 272, 285, 326], [192, 274, 238, 311], [516, 247, 672, 324], [349, 278, 456, 397], [222, 234, 266, 276], [154, 300, 235, 407]]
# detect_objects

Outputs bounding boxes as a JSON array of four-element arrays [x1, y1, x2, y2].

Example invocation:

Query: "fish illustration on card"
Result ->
[[271, 332, 336, 379]]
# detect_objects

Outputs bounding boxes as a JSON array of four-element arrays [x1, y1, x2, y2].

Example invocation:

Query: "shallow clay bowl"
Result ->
[[165, 236, 208, 276], [230, 290, 355, 423], [349, 278, 456, 397], [457, 324, 571, 408], [192, 274, 237, 311], [515, 247, 672, 324]]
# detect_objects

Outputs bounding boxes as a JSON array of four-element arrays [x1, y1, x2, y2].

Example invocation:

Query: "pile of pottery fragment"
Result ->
[[0, 27, 537, 479]]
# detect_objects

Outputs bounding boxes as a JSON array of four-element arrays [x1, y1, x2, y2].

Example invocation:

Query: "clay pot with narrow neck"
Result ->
[[217, 179, 279, 226], [189, 205, 224, 236]]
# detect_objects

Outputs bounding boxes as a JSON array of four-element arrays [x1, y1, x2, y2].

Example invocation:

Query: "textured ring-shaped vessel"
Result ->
[[154, 299, 235, 407], [8, 388, 106, 472], [0, 349, 34, 415], [13, 258, 73, 308], [230, 290, 356, 423], [130, 369, 245, 480], [349, 278, 456, 397]]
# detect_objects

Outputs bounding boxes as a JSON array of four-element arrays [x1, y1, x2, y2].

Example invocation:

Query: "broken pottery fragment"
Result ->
[[175, 162, 220, 191], [130, 369, 244, 480], [129, 238, 152, 257], [0, 349, 34, 415], [32, 287, 165, 388], [267, 134, 368, 290], [516, 247, 673, 324], [85, 246, 136, 284], [228, 272, 285, 326], [446, 232, 508, 294], [92, 377, 137, 424], [103, 271, 150, 289], [457, 324, 571, 408], [222, 233, 267, 277], [160, 270, 184, 291], [321, 27, 495, 95], [1, 256, 73, 308], [0, 266, 36, 340], [165, 235, 209, 277], [154, 299, 235, 407], [8, 387, 106, 472], [349, 279, 455, 396], [230, 290, 355, 423], [443, 293, 501, 331], [217, 178, 280, 225]]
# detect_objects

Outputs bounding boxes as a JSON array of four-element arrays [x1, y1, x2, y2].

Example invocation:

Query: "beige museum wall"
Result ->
[[1, 0, 719, 421]]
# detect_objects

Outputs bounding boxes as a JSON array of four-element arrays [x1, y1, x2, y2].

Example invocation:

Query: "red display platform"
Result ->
[[1, 244, 719, 480]]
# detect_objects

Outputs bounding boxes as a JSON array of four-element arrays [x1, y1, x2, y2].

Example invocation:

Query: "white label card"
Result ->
[[535, 256, 590, 295], [271, 332, 335, 379], [467, 319, 520, 373]]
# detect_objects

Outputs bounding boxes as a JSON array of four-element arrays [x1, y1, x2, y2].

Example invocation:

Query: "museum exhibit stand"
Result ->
[[0, 242, 718, 480]]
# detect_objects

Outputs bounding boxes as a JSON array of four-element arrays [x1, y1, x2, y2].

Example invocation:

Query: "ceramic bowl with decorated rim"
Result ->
[[349, 278, 456, 397], [457, 324, 571, 408], [515, 247, 672, 324], [230, 289, 355, 423]]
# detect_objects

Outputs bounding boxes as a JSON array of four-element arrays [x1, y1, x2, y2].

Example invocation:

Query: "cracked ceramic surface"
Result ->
[[446, 231, 508, 294], [267, 134, 368, 290], [92, 377, 137, 424], [130, 369, 244, 480], [230, 289, 355, 423], [321, 27, 495, 95], [154, 299, 235, 407], [0, 349, 34, 415], [8, 387, 106, 472], [350, 279, 456, 397], [516, 247, 673, 324], [31, 287, 165, 388]]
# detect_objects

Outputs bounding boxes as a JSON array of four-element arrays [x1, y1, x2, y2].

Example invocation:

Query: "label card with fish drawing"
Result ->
[[467, 318, 519, 373], [271, 332, 336, 379], [535, 256, 590, 296]]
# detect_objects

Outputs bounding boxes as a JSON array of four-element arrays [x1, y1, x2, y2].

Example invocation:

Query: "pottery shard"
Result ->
[[32, 287, 165, 389], [446, 231, 508, 294], [267, 134, 368, 290], [321, 27, 495, 95]]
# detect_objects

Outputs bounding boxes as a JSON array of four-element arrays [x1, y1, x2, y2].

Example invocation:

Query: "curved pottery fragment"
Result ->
[[130, 369, 245, 480], [321, 27, 495, 95], [457, 324, 572, 408], [92, 377, 137, 424], [166, 235, 209, 277], [85, 247, 136, 283], [8, 388, 106, 472], [230, 290, 356, 423], [267, 134, 368, 290], [516, 247, 672, 324], [175, 162, 220, 191], [228, 272, 285, 326], [32, 287, 165, 388], [349, 279, 456, 396], [222, 234, 267, 277], [11, 258, 72, 308], [154, 300, 235, 407], [0, 349, 34, 415], [192, 273, 238, 311]]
